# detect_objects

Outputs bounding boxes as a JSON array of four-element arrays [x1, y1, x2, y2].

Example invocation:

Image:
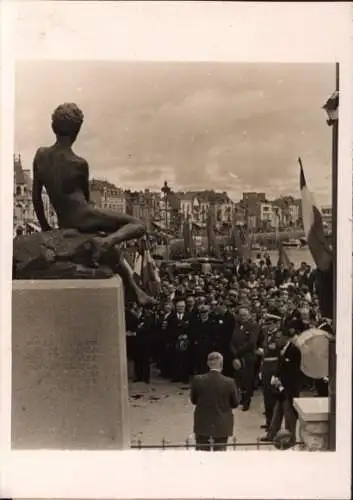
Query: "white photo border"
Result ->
[[1, 1, 352, 498]]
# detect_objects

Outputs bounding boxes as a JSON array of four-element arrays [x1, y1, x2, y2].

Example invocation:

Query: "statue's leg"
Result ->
[[75, 207, 146, 248], [101, 246, 157, 306]]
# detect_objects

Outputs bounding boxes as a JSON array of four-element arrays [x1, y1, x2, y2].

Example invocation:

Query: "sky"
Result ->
[[15, 61, 334, 204]]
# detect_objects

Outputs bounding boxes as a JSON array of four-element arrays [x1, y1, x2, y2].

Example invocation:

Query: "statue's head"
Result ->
[[51, 103, 84, 144]]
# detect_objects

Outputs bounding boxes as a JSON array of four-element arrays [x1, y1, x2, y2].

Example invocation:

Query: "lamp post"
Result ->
[[161, 181, 171, 258], [322, 62, 339, 451]]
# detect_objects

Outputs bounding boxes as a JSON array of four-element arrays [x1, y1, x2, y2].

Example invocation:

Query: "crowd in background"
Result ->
[[125, 252, 332, 442]]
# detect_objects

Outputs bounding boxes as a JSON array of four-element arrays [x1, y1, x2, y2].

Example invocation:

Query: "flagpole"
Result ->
[[232, 206, 237, 276], [327, 62, 339, 451]]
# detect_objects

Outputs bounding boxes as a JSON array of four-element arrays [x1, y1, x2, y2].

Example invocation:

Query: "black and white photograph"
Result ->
[[11, 59, 338, 452], [1, 2, 352, 499]]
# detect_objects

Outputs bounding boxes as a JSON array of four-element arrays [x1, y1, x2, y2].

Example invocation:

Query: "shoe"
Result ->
[[242, 403, 250, 411], [260, 424, 269, 429], [260, 435, 272, 442]]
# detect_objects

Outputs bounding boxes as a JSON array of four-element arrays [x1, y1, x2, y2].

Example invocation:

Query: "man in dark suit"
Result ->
[[189, 305, 219, 375], [133, 308, 155, 384], [170, 299, 191, 383], [230, 306, 260, 411], [190, 352, 240, 451], [274, 263, 289, 287], [155, 300, 174, 378]]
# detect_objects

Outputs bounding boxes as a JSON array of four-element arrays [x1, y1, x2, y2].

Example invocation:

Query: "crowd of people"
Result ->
[[125, 252, 332, 444]]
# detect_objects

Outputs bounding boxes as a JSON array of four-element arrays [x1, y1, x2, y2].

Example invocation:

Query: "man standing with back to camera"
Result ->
[[190, 352, 240, 451]]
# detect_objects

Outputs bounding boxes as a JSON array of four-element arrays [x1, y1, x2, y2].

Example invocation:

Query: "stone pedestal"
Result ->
[[12, 277, 130, 450], [293, 397, 329, 451]]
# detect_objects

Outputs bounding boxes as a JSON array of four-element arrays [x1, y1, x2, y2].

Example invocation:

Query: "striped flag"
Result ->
[[277, 243, 291, 270], [233, 223, 252, 261], [299, 157, 332, 271], [273, 206, 290, 269], [132, 236, 161, 297], [206, 207, 220, 258]]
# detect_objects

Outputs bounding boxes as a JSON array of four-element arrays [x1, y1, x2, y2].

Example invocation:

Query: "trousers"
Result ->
[[235, 355, 256, 405], [195, 435, 228, 451], [268, 396, 298, 442]]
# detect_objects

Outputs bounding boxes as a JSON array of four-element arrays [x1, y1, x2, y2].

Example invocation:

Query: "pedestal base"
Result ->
[[293, 397, 329, 451], [12, 277, 130, 450]]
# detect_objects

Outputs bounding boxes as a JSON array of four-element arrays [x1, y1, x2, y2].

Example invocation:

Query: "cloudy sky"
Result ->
[[15, 61, 334, 204]]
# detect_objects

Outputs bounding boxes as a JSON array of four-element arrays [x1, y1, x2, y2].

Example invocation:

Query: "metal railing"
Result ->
[[131, 437, 305, 451]]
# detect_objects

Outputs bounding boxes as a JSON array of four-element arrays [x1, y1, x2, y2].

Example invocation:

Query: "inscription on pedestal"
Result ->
[[12, 278, 130, 449], [24, 337, 100, 391]]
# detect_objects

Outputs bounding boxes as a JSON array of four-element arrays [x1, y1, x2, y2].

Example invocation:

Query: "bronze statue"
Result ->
[[22, 102, 156, 305]]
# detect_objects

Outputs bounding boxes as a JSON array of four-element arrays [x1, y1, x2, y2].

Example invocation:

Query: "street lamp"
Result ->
[[161, 181, 171, 257], [322, 62, 339, 451], [322, 90, 339, 126]]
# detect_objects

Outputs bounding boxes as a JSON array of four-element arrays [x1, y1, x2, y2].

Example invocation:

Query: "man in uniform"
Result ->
[[258, 314, 282, 433], [261, 330, 302, 445]]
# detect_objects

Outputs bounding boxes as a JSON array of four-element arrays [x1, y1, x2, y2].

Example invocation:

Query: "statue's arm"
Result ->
[[81, 161, 90, 203], [32, 151, 51, 231]]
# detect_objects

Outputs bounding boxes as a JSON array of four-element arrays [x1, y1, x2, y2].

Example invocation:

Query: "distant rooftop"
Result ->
[[90, 178, 120, 190], [177, 190, 232, 204]]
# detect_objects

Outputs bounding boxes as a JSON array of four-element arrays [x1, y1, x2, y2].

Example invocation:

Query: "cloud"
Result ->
[[15, 61, 333, 203]]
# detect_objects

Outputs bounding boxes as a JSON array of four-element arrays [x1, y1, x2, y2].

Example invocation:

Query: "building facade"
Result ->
[[13, 153, 57, 233], [178, 190, 233, 227], [90, 179, 126, 213], [125, 189, 162, 224]]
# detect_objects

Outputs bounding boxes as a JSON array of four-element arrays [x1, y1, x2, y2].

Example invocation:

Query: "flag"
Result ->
[[206, 207, 220, 258], [273, 207, 280, 243], [183, 217, 194, 257], [132, 236, 161, 297], [277, 243, 291, 270], [232, 223, 252, 261], [299, 157, 332, 271], [299, 157, 333, 320], [231, 207, 238, 263]]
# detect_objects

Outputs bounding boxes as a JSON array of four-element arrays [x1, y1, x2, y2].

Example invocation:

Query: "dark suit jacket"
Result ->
[[230, 320, 260, 359], [314, 264, 333, 320], [189, 317, 218, 350], [190, 370, 240, 437], [275, 268, 289, 287], [155, 311, 174, 342], [168, 312, 190, 343], [275, 342, 302, 398]]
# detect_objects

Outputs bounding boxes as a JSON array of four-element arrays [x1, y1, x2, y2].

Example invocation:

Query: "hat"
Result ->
[[232, 358, 242, 370]]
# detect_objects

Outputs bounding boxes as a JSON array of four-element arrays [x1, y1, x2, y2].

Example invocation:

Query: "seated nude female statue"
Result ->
[[32, 102, 156, 306]]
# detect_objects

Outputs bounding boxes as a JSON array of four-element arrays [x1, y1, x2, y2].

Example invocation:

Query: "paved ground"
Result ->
[[128, 375, 274, 450]]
